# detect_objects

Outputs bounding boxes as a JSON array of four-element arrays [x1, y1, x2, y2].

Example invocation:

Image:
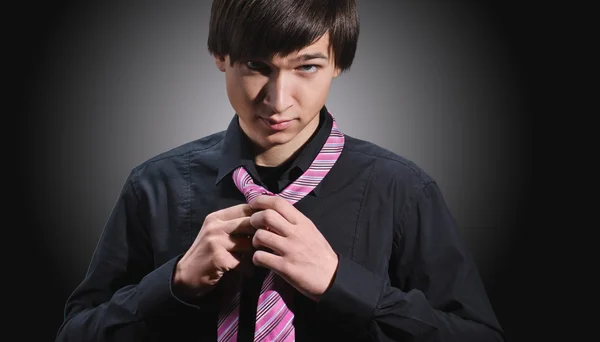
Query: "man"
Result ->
[[56, 0, 505, 341]]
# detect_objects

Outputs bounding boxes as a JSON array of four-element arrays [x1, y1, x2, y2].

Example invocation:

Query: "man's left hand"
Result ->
[[248, 195, 338, 302]]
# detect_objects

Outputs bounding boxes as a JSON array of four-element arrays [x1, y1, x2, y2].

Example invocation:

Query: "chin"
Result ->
[[243, 116, 302, 148], [261, 131, 295, 146]]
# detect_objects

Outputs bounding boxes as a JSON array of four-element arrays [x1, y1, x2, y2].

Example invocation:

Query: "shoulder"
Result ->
[[342, 133, 435, 188], [128, 130, 226, 183], [341, 134, 444, 230]]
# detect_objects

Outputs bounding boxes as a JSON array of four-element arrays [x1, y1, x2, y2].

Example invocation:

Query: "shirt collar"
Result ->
[[215, 114, 257, 186], [215, 106, 333, 196]]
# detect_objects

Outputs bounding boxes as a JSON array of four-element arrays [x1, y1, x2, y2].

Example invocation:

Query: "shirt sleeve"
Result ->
[[55, 170, 202, 341], [317, 180, 506, 341]]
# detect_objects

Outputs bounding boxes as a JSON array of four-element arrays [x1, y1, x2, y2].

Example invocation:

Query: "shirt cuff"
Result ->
[[136, 254, 202, 319], [316, 254, 384, 330]]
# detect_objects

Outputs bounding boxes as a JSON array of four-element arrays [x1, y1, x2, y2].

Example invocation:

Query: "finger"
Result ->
[[250, 195, 299, 225], [222, 216, 256, 235], [249, 209, 291, 237], [217, 250, 243, 272], [211, 203, 255, 221], [252, 229, 287, 255], [223, 235, 255, 253], [252, 249, 285, 274]]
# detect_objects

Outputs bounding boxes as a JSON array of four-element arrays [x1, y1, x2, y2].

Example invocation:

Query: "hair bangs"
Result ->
[[208, 0, 359, 71]]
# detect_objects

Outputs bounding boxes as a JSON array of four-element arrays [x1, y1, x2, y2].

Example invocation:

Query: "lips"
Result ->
[[260, 117, 294, 131], [261, 117, 291, 124]]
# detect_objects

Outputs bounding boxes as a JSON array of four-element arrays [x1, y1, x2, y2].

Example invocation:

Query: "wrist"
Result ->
[[172, 260, 205, 300], [316, 252, 339, 301]]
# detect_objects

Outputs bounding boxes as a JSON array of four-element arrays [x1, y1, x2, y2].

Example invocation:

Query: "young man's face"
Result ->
[[214, 33, 340, 153]]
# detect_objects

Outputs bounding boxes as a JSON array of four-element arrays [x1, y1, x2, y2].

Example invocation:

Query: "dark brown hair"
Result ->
[[207, 0, 359, 71]]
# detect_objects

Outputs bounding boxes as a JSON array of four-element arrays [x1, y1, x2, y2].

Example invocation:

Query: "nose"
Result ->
[[263, 72, 293, 114]]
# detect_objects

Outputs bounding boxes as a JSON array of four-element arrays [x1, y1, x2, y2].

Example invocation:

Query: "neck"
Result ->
[[254, 113, 320, 167]]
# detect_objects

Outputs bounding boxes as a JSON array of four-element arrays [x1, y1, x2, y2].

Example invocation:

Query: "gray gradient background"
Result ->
[[17, 1, 534, 340]]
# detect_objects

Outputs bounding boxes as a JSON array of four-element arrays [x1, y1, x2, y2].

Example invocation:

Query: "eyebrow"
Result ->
[[291, 53, 329, 62]]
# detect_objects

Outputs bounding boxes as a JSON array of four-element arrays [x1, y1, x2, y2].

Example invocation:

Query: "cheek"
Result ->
[[225, 78, 250, 120], [226, 73, 264, 107], [241, 77, 265, 101], [225, 72, 240, 103], [298, 75, 333, 109]]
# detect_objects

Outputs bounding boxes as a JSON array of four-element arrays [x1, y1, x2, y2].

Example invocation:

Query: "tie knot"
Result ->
[[244, 187, 273, 203], [232, 168, 274, 203], [232, 112, 343, 206]]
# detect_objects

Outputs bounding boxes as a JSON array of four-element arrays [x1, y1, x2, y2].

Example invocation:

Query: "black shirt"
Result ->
[[56, 106, 505, 341]]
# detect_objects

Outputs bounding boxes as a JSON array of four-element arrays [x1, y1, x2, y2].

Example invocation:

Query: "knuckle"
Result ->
[[204, 235, 220, 250], [205, 212, 217, 223], [261, 229, 272, 241], [204, 216, 228, 233], [213, 250, 230, 268], [203, 216, 220, 231], [263, 209, 277, 225], [202, 221, 219, 235]]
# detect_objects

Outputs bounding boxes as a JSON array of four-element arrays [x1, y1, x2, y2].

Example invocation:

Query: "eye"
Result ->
[[298, 65, 318, 73], [246, 61, 269, 71]]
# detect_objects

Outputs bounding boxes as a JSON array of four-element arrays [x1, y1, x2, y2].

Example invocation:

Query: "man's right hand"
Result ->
[[173, 203, 256, 300]]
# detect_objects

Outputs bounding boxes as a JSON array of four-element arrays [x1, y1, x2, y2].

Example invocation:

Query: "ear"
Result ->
[[213, 54, 227, 72], [332, 67, 341, 78]]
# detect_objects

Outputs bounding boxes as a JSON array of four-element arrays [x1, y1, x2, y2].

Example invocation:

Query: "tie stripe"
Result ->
[[217, 112, 344, 341], [217, 293, 240, 326]]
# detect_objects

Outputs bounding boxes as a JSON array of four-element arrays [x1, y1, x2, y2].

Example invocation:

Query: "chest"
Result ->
[[164, 165, 397, 280]]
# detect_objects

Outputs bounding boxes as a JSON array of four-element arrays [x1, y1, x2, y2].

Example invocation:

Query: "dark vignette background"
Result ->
[[10, 1, 544, 341]]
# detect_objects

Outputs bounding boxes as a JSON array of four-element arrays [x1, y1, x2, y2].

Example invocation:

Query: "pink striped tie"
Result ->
[[216, 112, 345, 342]]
